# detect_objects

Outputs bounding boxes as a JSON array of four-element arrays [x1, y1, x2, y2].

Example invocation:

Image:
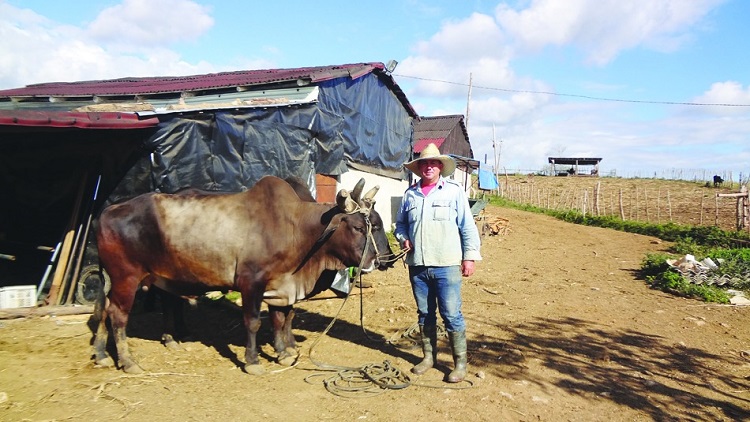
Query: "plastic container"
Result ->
[[0, 285, 37, 309]]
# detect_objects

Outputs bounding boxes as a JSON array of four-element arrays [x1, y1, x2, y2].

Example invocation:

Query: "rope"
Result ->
[[293, 203, 474, 395], [296, 289, 473, 396]]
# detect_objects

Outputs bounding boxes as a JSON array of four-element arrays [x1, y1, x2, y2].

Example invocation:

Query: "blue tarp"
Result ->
[[478, 164, 499, 190], [106, 73, 413, 203]]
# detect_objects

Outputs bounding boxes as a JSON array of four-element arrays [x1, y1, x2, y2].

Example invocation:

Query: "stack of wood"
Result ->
[[41, 174, 102, 307], [482, 216, 511, 236]]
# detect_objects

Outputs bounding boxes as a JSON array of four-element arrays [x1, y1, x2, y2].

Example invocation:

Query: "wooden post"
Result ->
[[699, 192, 705, 225], [644, 189, 650, 222], [656, 188, 661, 223], [536, 187, 541, 207], [717, 186, 749, 231], [744, 187, 749, 232], [594, 182, 600, 216], [46, 174, 87, 305], [715, 194, 719, 227], [583, 190, 588, 217], [619, 189, 625, 220], [667, 190, 672, 221], [740, 192, 745, 230], [635, 188, 640, 221]]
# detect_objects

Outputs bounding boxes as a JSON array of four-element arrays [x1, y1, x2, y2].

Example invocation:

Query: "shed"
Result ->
[[0, 62, 417, 304], [548, 157, 602, 177], [411, 115, 478, 193]]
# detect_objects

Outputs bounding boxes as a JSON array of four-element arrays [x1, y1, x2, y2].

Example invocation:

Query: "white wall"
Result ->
[[338, 169, 408, 232], [448, 168, 474, 196], [337, 166, 472, 232]]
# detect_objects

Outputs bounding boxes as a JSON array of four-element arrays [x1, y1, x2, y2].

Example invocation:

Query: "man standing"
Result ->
[[394, 143, 482, 383]]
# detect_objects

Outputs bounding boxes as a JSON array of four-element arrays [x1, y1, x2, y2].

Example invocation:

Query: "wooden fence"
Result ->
[[499, 179, 749, 233]]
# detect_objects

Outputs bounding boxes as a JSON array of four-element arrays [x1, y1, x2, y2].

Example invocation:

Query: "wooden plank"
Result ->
[[64, 175, 100, 305], [0, 305, 94, 320], [46, 173, 87, 305]]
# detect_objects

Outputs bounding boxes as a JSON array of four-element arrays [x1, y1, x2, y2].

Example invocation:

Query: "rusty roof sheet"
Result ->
[[0, 62, 419, 129], [0, 110, 159, 129], [0, 62, 390, 98], [413, 138, 446, 153], [413, 114, 467, 142]]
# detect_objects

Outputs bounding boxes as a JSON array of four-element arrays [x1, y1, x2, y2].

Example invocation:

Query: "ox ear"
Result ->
[[317, 214, 342, 244], [336, 189, 359, 213], [350, 178, 366, 203]]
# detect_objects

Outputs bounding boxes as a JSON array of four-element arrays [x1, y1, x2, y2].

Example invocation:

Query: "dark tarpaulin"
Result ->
[[0, 68, 414, 292], [318, 74, 412, 177], [108, 72, 412, 202]]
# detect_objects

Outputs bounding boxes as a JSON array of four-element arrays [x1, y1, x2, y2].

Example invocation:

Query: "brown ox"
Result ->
[[92, 175, 394, 374]]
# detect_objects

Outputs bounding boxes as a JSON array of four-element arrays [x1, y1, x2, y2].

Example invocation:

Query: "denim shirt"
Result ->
[[394, 177, 482, 267]]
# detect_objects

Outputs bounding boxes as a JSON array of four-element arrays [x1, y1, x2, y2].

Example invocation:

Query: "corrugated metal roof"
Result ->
[[0, 62, 418, 129], [413, 114, 467, 142], [0, 63, 380, 97], [414, 138, 446, 153], [0, 110, 159, 129]]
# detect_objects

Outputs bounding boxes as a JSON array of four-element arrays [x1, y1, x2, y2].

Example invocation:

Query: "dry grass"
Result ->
[[492, 174, 748, 233]]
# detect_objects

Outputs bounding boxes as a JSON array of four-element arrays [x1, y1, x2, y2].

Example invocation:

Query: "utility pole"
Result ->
[[492, 125, 497, 176], [492, 125, 502, 195], [465, 73, 472, 131]]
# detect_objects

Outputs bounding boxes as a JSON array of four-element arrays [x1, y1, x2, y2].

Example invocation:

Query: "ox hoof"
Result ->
[[277, 348, 299, 366], [165, 341, 183, 351], [122, 362, 145, 374], [94, 356, 115, 368], [244, 363, 266, 375], [278, 354, 297, 367], [161, 334, 184, 351]]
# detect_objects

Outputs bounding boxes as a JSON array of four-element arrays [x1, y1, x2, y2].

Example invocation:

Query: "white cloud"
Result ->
[[397, 0, 744, 177], [87, 0, 214, 46], [399, 13, 512, 99], [692, 81, 750, 114], [0, 1, 220, 88], [495, 0, 726, 65]]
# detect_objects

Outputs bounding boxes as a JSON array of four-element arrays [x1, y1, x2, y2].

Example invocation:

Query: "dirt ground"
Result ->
[[1, 205, 749, 421]]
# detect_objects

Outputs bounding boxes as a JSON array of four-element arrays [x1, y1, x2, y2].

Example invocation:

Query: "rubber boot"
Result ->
[[447, 330, 467, 383], [411, 325, 437, 375]]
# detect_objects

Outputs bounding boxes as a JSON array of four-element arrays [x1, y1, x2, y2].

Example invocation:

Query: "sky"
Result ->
[[1, 0, 749, 181]]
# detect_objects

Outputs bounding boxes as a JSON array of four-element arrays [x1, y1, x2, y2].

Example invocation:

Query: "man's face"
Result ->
[[418, 159, 443, 183]]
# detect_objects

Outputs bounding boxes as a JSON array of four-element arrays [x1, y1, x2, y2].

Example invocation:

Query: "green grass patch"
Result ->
[[490, 194, 749, 303]]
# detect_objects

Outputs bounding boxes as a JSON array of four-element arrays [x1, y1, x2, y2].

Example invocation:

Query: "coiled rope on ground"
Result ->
[[293, 279, 472, 397]]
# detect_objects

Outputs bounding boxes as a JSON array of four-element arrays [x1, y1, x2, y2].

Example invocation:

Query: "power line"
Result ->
[[394, 74, 750, 107]]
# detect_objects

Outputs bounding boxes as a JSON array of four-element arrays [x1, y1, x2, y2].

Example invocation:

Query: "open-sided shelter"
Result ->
[[548, 157, 602, 177], [0, 62, 417, 304]]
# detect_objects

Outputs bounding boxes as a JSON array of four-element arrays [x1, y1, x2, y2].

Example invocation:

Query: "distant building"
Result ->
[[548, 157, 602, 177], [412, 114, 478, 193]]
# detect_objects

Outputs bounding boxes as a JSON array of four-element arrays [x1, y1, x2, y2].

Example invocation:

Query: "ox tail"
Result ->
[[92, 270, 108, 324], [90, 259, 110, 326], [90, 262, 115, 368]]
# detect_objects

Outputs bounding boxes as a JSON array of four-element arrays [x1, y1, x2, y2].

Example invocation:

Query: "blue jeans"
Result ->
[[408, 265, 465, 332]]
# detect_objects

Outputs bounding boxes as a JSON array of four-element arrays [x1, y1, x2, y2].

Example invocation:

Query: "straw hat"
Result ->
[[404, 143, 456, 177]]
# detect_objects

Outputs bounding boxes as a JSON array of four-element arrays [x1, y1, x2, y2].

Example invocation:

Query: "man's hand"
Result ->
[[461, 260, 475, 277], [402, 239, 413, 252]]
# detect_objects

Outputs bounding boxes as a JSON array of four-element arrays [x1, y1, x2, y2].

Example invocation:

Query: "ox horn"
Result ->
[[350, 178, 366, 203], [360, 185, 380, 209], [336, 189, 359, 213]]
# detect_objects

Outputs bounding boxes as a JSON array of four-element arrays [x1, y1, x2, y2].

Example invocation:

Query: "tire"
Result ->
[[75, 265, 111, 305]]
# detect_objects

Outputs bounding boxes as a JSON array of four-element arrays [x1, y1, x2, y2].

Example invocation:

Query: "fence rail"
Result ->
[[498, 177, 749, 233]]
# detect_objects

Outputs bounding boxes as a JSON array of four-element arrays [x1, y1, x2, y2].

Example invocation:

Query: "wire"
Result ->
[[394, 74, 750, 107]]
